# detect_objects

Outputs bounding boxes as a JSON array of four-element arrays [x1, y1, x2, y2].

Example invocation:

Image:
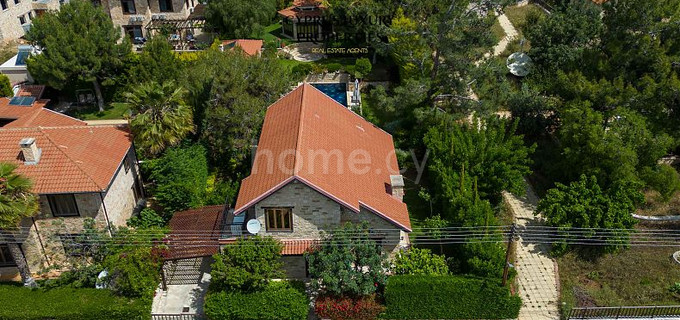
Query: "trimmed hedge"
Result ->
[[205, 282, 308, 320], [0, 284, 150, 319], [383, 275, 521, 319]]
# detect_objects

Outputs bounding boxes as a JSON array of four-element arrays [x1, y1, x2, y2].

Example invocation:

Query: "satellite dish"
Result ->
[[246, 219, 262, 234], [506, 52, 533, 77]]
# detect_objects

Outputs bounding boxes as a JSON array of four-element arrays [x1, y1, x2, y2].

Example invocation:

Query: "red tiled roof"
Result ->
[[0, 98, 86, 128], [165, 205, 224, 260], [234, 83, 411, 231], [0, 126, 133, 193], [278, 2, 326, 19], [219, 237, 318, 255], [281, 239, 318, 255], [16, 85, 45, 99], [222, 39, 263, 56]]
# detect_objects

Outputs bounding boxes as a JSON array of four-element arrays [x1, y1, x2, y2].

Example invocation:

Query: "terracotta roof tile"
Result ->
[[281, 239, 318, 255], [16, 85, 45, 99], [165, 205, 224, 260], [0, 126, 133, 193], [0, 97, 132, 194], [235, 84, 411, 231], [222, 39, 263, 56]]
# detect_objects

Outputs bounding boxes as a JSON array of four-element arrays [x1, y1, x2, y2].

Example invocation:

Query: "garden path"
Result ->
[[504, 185, 560, 320]]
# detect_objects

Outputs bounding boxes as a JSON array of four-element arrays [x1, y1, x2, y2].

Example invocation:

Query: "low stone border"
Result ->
[[632, 213, 680, 221], [673, 251, 680, 265]]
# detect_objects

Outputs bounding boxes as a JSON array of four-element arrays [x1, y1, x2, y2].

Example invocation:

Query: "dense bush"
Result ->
[[204, 282, 308, 320], [210, 235, 284, 292], [150, 145, 208, 216], [0, 284, 150, 320], [642, 164, 680, 202], [41, 264, 102, 289], [537, 174, 642, 254], [103, 246, 162, 299], [291, 63, 313, 80], [383, 275, 521, 319], [314, 295, 385, 320], [306, 223, 387, 297], [127, 208, 165, 229], [392, 248, 449, 275], [354, 58, 372, 78], [0, 74, 12, 97]]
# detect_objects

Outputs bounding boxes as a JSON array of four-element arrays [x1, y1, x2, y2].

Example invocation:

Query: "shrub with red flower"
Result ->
[[315, 295, 385, 320]]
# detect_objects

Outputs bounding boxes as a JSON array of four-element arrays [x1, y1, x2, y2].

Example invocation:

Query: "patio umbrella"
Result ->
[[353, 79, 360, 104]]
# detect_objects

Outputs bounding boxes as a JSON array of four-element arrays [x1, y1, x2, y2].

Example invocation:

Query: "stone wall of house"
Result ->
[[0, 0, 45, 42], [281, 255, 307, 279], [341, 207, 408, 255], [103, 148, 142, 226], [101, 0, 191, 38], [18, 148, 141, 275], [254, 180, 342, 239]]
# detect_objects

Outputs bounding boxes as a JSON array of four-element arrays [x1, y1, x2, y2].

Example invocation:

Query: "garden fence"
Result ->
[[569, 305, 680, 319]]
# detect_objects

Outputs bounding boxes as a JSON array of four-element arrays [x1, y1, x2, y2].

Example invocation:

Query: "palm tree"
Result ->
[[125, 81, 194, 157], [0, 162, 39, 287]]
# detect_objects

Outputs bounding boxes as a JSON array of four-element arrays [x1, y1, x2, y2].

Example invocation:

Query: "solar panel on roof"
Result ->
[[8, 96, 35, 106]]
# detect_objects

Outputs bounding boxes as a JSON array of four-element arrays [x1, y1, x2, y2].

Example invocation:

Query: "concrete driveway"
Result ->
[[152, 257, 211, 315]]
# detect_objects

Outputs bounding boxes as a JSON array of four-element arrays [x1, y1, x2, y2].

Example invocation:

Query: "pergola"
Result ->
[[144, 18, 206, 50]]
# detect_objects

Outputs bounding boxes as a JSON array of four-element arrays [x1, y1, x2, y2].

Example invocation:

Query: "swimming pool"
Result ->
[[312, 83, 348, 106]]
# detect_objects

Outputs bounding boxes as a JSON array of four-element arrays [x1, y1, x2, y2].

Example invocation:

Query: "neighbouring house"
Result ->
[[0, 94, 144, 280], [97, 0, 204, 45], [220, 39, 263, 57], [278, 0, 330, 42], [0, 0, 60, 42], [0, 45, 36, 84], [224, 83, 411, 279]]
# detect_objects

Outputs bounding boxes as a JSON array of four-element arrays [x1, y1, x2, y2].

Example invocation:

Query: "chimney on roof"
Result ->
[[19, 138, 41, 165], [390, 175, 405, 201]]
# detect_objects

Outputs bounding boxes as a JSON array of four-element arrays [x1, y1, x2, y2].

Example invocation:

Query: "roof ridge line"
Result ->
[[306, 83, 395, 138], [39, 127, 104, 191], [292, 83, 307, 175]]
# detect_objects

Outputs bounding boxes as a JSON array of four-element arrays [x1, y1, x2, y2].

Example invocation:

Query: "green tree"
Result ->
[[424, 116, 534, 204], [557, 105, 673, 188], [127, 208, 165, 229], [0, 163, 39, 286], [185, 49, 293, 177], [0, 74, 12, 97], [149, 145, 208, 216], [128, 36, 184, 85], [26, 0, 129, 111], [103, 246, 162, 298], [125, 81, 194, 157], [210, 236, 284, 292], [306, 223, 387, 297], [525, 0, 602, 71], [205, 0, 277, 38], [392, 248, 449, 275], [641, 164, 680, 202], [354, 58, 372, 79], [537, 175, 642, 254]]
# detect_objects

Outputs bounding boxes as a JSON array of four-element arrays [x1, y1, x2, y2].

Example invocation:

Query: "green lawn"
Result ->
[[69, 102, 130, 120], [558, 247, 680, 318]]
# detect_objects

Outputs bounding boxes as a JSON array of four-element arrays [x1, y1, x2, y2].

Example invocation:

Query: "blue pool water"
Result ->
[[312, 83, 348, 106]]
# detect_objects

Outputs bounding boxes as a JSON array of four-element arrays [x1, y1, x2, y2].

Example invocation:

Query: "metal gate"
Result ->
[[161, 257, 210, 286]]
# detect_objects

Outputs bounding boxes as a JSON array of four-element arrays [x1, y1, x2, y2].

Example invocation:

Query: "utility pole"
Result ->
[[502, 223, 517, 287]]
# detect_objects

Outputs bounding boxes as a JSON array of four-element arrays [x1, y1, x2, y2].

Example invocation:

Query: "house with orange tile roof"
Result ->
[[225, 83, 411, 278], [220, 39, 263, 57], [278, 0, 329, 41], [0, 97, 144, 280]]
